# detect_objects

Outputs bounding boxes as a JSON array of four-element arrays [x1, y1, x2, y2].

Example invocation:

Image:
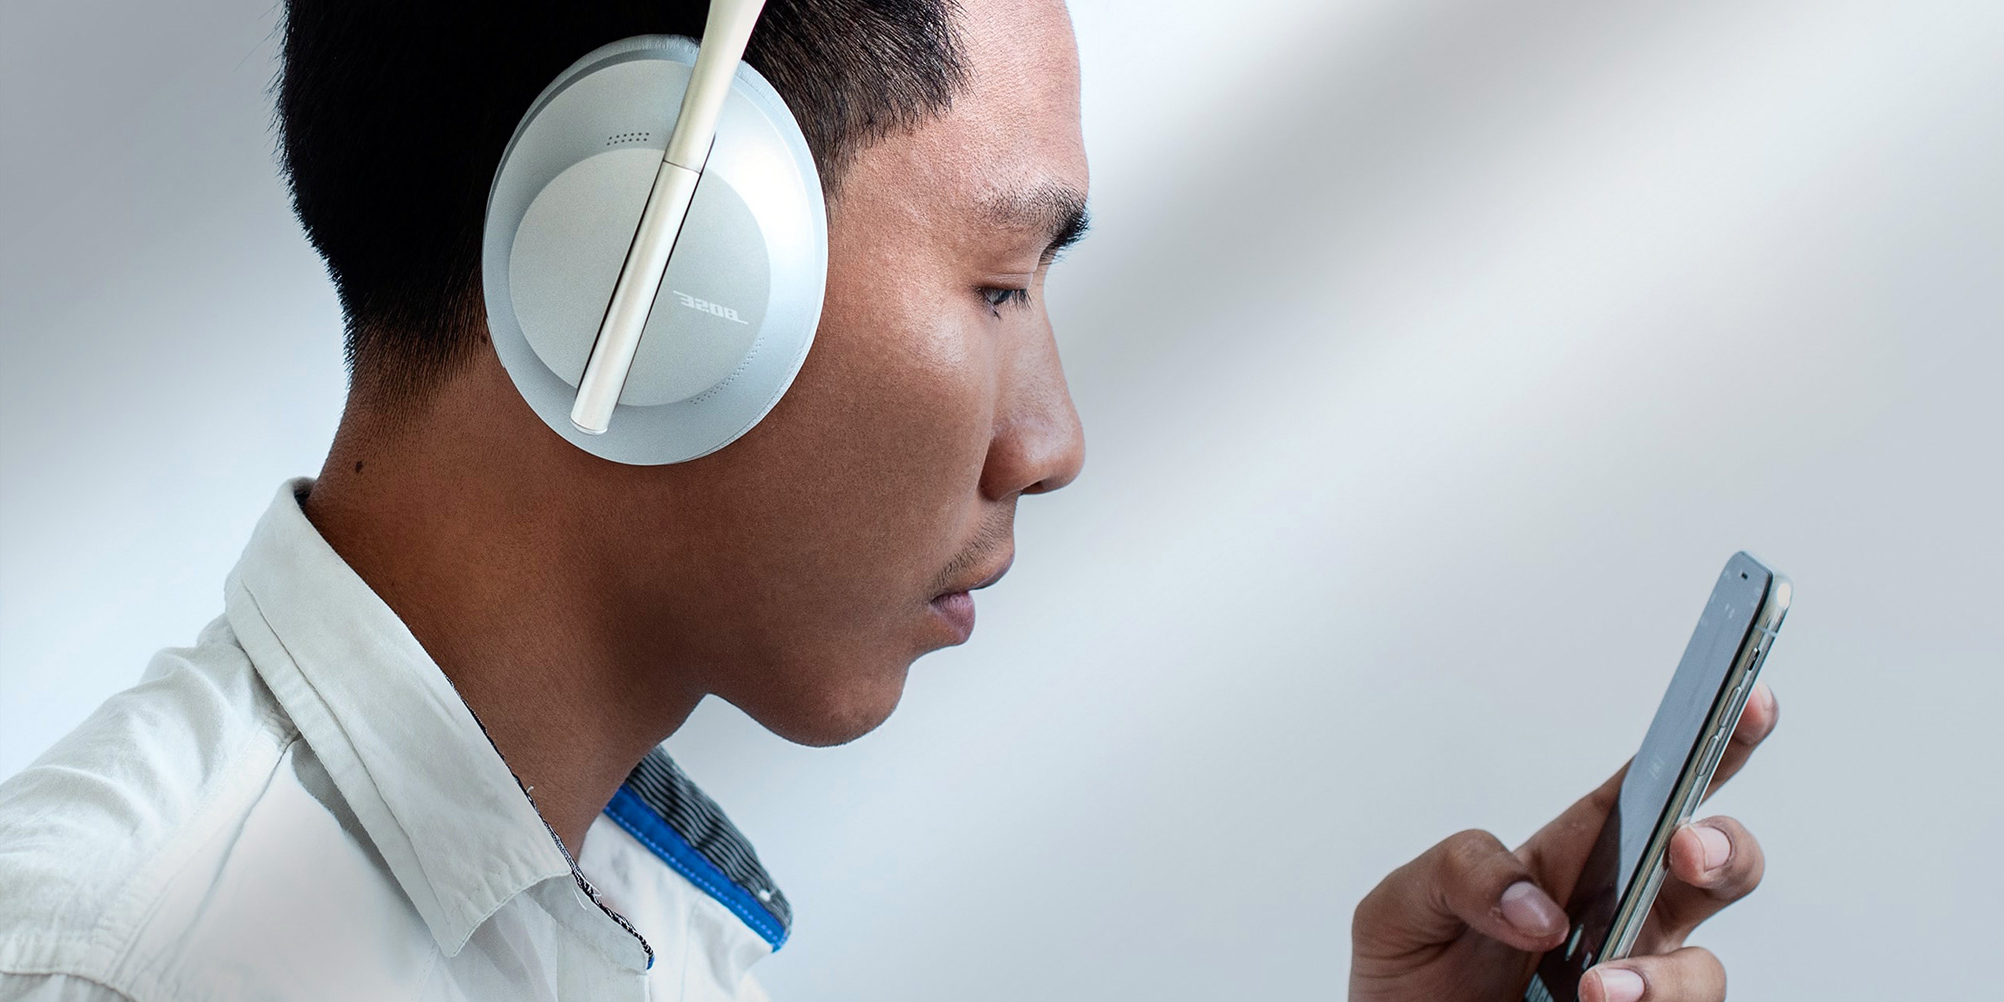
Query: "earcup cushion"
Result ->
[[483, 35, 826, 465]]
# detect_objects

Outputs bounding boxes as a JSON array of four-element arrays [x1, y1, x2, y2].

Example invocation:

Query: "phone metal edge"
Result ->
[[1599, 562, 1791, 962]]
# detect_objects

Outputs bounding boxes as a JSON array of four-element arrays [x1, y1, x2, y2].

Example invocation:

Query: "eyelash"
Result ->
[[980, 286, 1031, 316]]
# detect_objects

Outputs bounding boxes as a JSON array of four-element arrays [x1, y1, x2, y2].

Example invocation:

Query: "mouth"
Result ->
[[928, 551, 1014, 645], [967, 553, 1014, 592]]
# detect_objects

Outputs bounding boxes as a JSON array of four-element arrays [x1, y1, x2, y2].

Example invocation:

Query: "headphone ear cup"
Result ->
[[483, 35, 827, 465]]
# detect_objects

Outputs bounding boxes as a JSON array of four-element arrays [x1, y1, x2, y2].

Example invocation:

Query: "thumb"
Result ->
[[1354, 829, 1571, 958]]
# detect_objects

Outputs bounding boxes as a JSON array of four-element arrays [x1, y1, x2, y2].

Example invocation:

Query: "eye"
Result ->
[[980, 286, 1031, 316]]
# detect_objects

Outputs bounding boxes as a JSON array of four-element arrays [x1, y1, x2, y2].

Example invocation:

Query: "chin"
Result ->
[[732, 655, 915, 748]]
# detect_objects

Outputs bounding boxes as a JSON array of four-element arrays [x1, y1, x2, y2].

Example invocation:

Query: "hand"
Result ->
[[1350, 683, 1779, 1002]]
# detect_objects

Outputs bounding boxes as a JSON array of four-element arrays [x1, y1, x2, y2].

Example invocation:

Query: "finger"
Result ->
[[1703, 682, 1779, 797], [1353, 829, 1569, 959], [1643, 816, 1765, 948], [1580, 946, 1727, 1002]]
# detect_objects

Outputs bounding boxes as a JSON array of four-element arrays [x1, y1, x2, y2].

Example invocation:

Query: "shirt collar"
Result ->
[[222, 478, 595, 959]]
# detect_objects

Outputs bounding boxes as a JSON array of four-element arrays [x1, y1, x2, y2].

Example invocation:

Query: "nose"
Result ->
[[980, 321, 1086, 500]]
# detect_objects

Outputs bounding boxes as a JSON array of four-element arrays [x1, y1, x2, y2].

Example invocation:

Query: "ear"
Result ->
[[484, 34, 827, 466]]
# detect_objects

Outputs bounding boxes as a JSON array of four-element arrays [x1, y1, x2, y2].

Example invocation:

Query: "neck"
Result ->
[[301, 355, 703, 852]]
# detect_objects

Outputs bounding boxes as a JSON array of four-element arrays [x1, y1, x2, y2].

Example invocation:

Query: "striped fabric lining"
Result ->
[[603, 748, 792, 948]]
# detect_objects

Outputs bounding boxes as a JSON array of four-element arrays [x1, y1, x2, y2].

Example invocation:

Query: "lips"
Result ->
[[928, 551, 1013, 645], [929, 590, 977, 643], [966, 553, 1014, 593]]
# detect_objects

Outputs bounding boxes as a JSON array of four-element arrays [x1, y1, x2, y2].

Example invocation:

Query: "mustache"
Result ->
[[930, 506, 1017, 594]]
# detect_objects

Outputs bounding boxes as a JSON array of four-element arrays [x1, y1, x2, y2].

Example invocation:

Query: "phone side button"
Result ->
[[1697, 731, 1728, 781]]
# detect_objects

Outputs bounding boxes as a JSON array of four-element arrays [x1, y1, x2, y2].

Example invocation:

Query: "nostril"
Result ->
[[1016, 429, 1086, 497]]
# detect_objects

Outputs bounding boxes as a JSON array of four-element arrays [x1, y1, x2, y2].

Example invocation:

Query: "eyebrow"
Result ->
[[982, 182, 1091, 263]]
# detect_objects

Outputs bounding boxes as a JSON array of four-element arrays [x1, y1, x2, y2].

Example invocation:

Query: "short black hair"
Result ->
[[276, 1, 965, 403]]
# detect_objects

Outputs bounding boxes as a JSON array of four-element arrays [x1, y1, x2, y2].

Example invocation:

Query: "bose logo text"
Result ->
[[672, 290, 748, 324]]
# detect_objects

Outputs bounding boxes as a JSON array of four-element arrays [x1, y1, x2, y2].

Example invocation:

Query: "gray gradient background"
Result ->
[[3, 0, 2000, 997]]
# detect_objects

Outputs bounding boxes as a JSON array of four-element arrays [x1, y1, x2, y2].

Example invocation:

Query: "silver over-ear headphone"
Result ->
[[482, 0, 825, 465]]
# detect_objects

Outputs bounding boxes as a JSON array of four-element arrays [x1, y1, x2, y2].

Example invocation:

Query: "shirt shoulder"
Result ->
[[0, 618, 433, 1000], [0, 973, 136, 1002], [0, 616, 289, 956]]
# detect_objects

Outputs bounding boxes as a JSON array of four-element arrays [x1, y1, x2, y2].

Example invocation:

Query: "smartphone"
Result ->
[[1523, 551, 1790, 1002]]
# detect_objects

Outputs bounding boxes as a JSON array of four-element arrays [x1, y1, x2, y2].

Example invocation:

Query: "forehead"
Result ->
[[844, 0, 1087, 224]]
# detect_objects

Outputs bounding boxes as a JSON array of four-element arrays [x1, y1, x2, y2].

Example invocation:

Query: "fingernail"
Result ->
[[1592, 967, 1645, 1002], [1693, 824, 1732, 871], [1499, 880, 1565, 938]]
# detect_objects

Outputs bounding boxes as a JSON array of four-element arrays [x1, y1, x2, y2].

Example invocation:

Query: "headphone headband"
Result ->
[[571, 0, 770, 435]]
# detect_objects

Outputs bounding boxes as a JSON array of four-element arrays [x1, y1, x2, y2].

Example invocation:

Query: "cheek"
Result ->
[[695, 286, 996, 619], [799, 292, 994, 540]]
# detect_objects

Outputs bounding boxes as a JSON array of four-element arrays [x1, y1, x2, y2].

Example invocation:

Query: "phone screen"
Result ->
[[1524, 555, 1774, 1002]]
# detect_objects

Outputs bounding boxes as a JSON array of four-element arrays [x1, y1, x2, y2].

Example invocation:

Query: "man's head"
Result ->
[[280, 0, 1088, 746]]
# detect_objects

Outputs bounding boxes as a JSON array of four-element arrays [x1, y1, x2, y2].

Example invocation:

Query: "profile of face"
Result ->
[[582, 0, 1089, 747]]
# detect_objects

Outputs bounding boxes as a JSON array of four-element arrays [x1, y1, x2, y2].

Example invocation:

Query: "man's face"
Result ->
[[602, 0, 1088, 746]]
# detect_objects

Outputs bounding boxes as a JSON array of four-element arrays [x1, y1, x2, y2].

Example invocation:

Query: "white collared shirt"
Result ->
[[0, 480, 790, 1001]]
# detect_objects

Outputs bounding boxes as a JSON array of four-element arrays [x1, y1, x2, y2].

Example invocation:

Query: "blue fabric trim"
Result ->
[[603, 786, 790, 950]]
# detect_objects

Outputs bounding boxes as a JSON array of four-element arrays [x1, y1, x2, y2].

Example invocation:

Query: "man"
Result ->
[[0, 1, 1776, 999]]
